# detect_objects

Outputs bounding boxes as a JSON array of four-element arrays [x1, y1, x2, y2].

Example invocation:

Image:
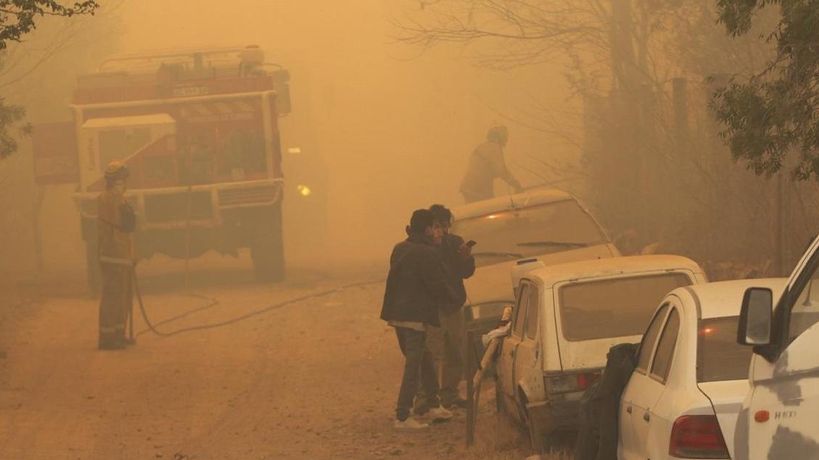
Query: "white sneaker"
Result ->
[[394, 416, 429, 431], [422, 406, 453, 422]]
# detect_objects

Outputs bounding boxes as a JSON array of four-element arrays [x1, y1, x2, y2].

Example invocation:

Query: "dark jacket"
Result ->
[[380, 234, 455, 327], [439, 233, 476, 311]]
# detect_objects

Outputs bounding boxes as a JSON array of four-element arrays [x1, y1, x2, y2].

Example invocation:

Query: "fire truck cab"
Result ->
[[34, 45, 291, 288]]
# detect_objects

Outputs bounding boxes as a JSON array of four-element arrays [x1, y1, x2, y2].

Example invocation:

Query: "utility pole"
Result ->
[[672, 78, 689, 145], [774, 172, 785, 275], [32, 186, 45, 274], [610, 0, 646, 235]]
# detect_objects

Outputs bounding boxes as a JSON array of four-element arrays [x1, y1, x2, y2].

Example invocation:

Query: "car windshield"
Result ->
[[558, 273, 692, 341], [451, 200, 607, 267], [698, 316, 753, 382], [790, 265, 819, 343]]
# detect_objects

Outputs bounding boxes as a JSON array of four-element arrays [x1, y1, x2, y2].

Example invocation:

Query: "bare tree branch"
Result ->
[[0, 0, 98, 50]]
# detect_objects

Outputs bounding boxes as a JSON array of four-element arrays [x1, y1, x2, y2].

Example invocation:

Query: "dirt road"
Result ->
[[0, 260, 529, 459]]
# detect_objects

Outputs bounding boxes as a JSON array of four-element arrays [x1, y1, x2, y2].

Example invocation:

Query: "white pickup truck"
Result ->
[[735, 236, 819, 459]]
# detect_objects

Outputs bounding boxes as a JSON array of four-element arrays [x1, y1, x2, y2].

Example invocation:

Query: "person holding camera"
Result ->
[[426, 204, 475, 409]]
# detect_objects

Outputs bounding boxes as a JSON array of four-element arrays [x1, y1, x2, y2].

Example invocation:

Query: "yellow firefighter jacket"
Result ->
[[97, 190, 134, 264]]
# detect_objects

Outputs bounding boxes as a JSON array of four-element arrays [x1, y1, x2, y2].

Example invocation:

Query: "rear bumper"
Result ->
[[529, 397, 583, 433]]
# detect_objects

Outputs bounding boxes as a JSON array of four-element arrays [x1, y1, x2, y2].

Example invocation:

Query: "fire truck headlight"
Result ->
[[296, 184, 312, 197]]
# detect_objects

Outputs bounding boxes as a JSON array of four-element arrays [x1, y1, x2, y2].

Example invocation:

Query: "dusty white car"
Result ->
[[619, 278, 785, 460], [733, 235, 819, 459], [496, 255, 705, 451], [451, 188, 620, 319]]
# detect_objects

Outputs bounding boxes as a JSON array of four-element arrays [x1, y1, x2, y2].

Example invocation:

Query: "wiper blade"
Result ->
[[472, 251, 524, 259], [516, 240, 588, 249]]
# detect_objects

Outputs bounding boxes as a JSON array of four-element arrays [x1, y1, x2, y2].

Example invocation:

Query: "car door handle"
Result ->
[[643, 412, 651, 422], [626, 406, 632, 414]]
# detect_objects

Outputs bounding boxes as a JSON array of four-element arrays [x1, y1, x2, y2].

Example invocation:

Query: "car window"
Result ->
[[525, 285, 539, 339], [698, 316, 754, 382], [650, 308, 680, 383], [513, 283, 529, 337], [790, 261, 819, 344], [557, 273, 691, 341], [636, 304, 669, 374]]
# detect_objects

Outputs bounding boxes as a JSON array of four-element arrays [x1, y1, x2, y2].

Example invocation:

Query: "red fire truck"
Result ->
[[32, 45, 291, 289]]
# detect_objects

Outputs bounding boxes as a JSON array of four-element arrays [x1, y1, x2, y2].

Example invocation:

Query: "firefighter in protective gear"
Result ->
[[459, 125, 523, 203], [97, 160, 137, 350]]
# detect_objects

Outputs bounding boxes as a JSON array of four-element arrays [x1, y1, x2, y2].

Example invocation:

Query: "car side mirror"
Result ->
[[737, 287, 773, 346]]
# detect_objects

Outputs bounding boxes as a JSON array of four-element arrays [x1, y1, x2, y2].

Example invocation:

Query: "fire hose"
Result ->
[[129, 267, 383, 338], [124, 144, 386, 338]]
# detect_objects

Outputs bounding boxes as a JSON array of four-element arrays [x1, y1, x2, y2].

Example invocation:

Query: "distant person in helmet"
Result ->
[[459, 125, 523, 203], [97, 160, 137, 350]]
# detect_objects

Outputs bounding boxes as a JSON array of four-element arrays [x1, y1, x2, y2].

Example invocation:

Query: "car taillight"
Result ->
[[669, 415, 729, 459], [576, 372, 599, 390], [545, 372, 601, 394]]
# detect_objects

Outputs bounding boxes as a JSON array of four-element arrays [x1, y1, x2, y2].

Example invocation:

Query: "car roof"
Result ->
[[518, 254, 703, 288], [678, 278, 788, 319], [452, 188, 574, 221]]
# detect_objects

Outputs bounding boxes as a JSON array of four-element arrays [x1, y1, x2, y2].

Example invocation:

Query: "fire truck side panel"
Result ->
[[76, 93, 286, 268], [29, 47, 291, 289]]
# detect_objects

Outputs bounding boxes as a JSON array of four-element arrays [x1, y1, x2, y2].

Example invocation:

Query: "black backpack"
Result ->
[[574, 342, 639, 460], [120, 202, 137, 233]]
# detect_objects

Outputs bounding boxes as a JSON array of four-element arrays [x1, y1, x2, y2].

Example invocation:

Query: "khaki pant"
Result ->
[[98, 263, 132, 348], [424, 308, 465, 405]]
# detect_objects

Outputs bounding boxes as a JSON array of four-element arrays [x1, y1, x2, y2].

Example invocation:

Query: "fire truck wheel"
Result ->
[[85, 240, 101, 294], [250, 206, 285, 282]]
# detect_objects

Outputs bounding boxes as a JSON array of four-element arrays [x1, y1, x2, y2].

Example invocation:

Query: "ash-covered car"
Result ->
[[496, 255, 706, 452]]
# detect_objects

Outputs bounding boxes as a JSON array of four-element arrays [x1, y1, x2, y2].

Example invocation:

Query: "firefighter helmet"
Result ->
[[487, 125, 508, 144], [104, 160, 130, 181]]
